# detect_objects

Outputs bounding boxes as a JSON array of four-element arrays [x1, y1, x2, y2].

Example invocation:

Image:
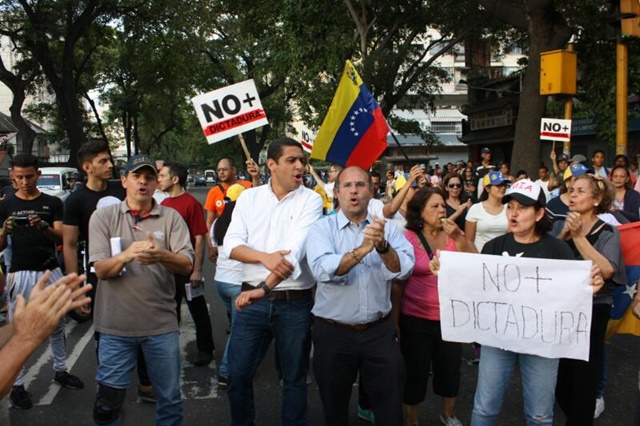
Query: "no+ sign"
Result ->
[[540, 118, 572, 142]]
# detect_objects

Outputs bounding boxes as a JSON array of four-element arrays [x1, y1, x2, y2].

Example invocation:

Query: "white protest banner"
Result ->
[[300, 127, 314, 153], [438, 251, 593, 361], [191, 79, 269, 144]]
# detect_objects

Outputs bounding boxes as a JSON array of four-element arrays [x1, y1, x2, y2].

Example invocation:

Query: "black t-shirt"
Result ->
[[63, 180, 125, 245], [546, 196, 569, 222], [482, 232, 575, 261], [0, 193, 64, 272], [446, 202, 468, 231], [0, 185, 17, 199]]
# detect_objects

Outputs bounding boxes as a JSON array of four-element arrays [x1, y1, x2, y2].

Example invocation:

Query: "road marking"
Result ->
[[23, 320, 79, 390], [36, 324, 95, 405]]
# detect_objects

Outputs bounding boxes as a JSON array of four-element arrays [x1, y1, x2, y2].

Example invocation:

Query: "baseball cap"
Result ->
[[124, 154, 157, 175], [225, 183, 246, 202], [568, 154, 587, 163], [481, 147, 491, 154], [502, 179, 546, 208], [558, 154, 569, 163], [563, 163, 595, 181], [483, 170, 511, 187]]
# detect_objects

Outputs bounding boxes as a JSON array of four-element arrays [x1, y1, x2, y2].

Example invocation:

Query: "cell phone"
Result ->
[[14, 216, 29, 226]]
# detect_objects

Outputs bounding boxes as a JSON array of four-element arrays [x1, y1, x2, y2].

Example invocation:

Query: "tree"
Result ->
[[478, 0, 572, 173], [0, 0, 130, 167]]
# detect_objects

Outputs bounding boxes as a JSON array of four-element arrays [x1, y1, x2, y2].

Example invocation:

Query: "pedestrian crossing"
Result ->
[[15, 302, 219, 408]]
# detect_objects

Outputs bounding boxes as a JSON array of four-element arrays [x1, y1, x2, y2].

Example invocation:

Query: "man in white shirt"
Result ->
[[534, 165, 553, 201], [223, 137, 323, 425]]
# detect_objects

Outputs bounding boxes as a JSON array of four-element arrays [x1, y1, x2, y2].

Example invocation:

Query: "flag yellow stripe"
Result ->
[[311, 60, 364, 160]]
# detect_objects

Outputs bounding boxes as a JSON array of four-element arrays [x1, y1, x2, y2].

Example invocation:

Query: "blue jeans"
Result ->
[[227, 294, 312, 426], [214, 280, 241, 378], [96, 332, 182, 426], [471, 346, 558, 426]]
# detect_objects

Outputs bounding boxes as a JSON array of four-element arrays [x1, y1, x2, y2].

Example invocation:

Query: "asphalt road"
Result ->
[[4, 185, 640, 425]]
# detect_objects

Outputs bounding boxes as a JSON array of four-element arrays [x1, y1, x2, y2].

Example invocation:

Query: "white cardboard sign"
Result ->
[[191, 79, 269, 144], [540, 118, 572, 142], [438, 251, 592, 361]]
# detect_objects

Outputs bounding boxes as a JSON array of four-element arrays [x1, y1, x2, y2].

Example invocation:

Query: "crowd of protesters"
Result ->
[[0, 138, 639, 426]]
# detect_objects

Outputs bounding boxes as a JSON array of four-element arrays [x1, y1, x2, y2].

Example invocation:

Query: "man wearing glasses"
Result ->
[[204, 157, 260, 262]]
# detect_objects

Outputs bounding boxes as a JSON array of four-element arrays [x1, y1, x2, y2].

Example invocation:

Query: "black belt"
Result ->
[[314, 314, 391, 332], [241, 282, 312, 301]]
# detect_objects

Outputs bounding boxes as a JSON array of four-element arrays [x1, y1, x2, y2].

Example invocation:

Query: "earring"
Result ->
[[594, 203, 599, 206]]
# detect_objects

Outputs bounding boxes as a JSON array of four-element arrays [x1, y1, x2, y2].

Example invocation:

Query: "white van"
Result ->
[[37, 167, 80, 202], [204, 169, 216, 184]]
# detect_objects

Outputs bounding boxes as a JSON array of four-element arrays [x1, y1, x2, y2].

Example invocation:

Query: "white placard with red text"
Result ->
[[192, 79, 269, 144]]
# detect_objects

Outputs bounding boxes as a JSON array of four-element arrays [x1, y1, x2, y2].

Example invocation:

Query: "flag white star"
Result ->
[[623, 283, 637, 299]]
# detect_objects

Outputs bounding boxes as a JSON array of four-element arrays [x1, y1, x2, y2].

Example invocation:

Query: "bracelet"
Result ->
[[350, 249, 360, 263]]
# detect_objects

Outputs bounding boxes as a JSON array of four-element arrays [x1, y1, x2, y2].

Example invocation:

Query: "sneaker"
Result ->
[[594, 396, 605, 419], [137, 385, 157, 403], [53, 371, 84, 390], [440, 415, 463, 426], [357, 405, 375, 424], [193, 351, 213, 367], [217, 375, 228, 388], [10, 386, 33, 410]]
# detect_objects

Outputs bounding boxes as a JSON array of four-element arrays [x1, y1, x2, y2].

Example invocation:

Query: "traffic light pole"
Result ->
[[616, 39, 628, 155]]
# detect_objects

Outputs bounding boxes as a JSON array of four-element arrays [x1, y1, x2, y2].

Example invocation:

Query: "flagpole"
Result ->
[[389, 131, 411, 162]]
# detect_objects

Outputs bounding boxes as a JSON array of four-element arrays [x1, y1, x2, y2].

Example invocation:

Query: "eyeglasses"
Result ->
[[448, 183, 462, 189]]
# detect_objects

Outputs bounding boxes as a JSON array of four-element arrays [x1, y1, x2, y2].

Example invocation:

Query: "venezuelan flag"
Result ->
[[606, 222, 640, 339], [311, 60, 389, 169]]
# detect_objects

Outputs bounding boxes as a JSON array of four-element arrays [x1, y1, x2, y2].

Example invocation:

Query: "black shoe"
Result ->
[[10, 386, 33, 410], [54, 371, 84, 390], [193, 351, 213, 367]]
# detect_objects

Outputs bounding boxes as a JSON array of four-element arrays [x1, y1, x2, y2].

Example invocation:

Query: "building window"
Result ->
[[430, 121, 462, 135]]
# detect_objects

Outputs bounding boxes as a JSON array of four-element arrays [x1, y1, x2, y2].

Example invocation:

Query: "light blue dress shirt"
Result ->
[[306, 210, 415, 325]]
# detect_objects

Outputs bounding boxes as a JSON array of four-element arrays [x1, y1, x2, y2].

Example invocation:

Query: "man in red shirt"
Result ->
[[204, 157, 260, 261], [158, 161, 215, 366]]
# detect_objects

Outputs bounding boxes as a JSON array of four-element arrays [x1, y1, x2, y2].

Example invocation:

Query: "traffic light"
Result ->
[[621, 0, 640, 38], [607, 0, 640, 39]]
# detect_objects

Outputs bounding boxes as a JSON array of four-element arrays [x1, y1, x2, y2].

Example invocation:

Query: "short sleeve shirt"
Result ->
[[203, 180, 252, 216], [0, 193, 63, 272]]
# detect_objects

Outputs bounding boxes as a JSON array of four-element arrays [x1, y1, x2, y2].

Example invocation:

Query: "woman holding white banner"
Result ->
[[431, 179, 603, 426], [393, 187, 472, 426], [553, 174, 626, 426]]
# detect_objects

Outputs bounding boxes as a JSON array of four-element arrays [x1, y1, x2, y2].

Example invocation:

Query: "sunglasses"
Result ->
[[448, 183, 462, 189]]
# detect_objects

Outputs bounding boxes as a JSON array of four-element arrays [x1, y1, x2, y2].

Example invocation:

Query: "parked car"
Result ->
[[37, 167, 80, 202], [194, 175, 207, 187]]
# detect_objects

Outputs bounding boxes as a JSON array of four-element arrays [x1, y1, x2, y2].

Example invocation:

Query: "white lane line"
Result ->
[[36, 324, 95, 405], [23, 320, 79, 390], [179, 302, 218, 400]]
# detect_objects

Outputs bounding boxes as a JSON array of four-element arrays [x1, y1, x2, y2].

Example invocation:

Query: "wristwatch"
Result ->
[[40, 220, 50, 231], [256, 281, 271, 295], [375, 240, 391, 254]]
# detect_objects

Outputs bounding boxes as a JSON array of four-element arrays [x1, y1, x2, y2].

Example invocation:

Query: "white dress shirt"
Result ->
[[223, 181, 323, 290]]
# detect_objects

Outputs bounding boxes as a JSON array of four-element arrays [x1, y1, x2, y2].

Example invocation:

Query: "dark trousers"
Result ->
[[312, 318, 405, 426], [174, 274, 215, 354], [399, 314, 462, 404], [555, 304, 610, 426]]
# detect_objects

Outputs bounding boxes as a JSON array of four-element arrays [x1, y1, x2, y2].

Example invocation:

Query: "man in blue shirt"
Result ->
[[306, 166, 415, 426]]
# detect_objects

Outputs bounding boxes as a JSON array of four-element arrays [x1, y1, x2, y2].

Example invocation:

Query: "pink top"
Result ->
[[400, 230, 458, 321]]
